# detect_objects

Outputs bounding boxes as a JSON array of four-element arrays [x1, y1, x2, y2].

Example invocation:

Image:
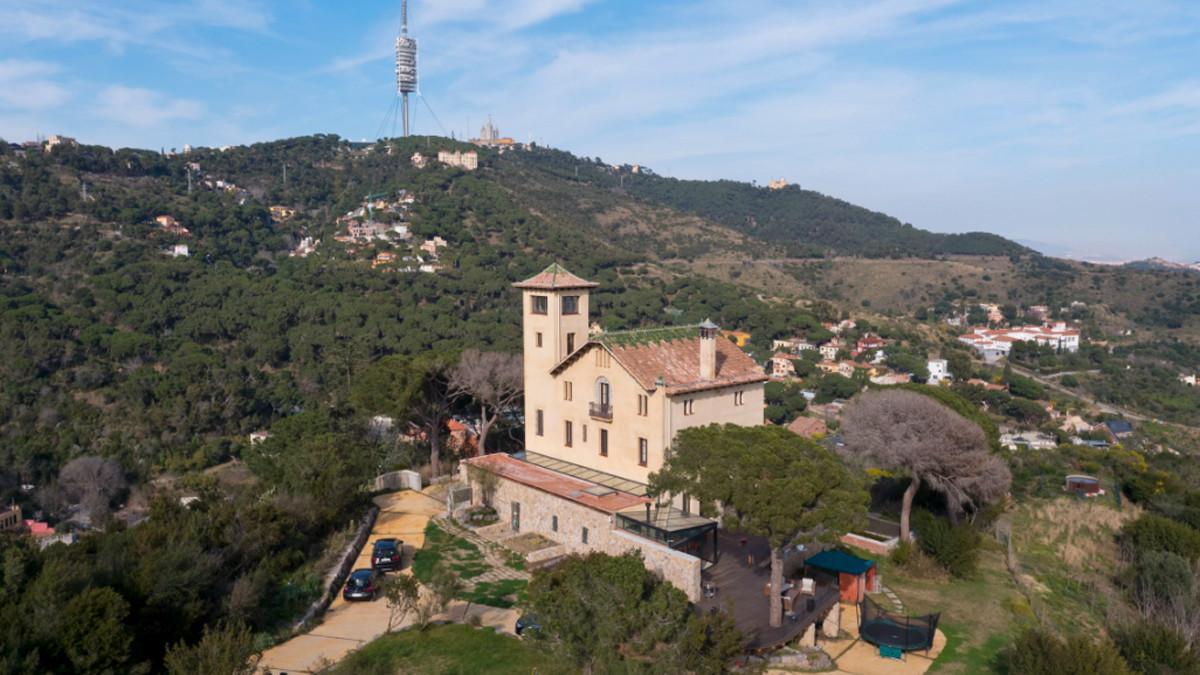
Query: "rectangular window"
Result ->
[[531, 295, 548, 314], [734, 391, 745, 406], [637, 394, 648, 416], [683, 400, 695, 416], [564, 420, 573, 447], [600, 428, 608, 456], [511, 502, 520, 532], [582, 424, 588, 443], [682, 494, 691, 515], [536, 410, 544, 437], [536, 332, 543, 347], [566, 332, 576, 354], [638, 437, 648, 466], [552, 515, 558, 532], [564, 381, 573, 400], [562, 295, 579, 315], [582, 526, 589, 544]]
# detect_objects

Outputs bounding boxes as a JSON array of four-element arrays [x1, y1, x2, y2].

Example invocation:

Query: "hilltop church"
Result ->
[[461, 264, 767, 599]]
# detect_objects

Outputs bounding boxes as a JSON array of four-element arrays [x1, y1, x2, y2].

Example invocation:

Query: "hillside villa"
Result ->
[[958, 322, 1081, 355], [460, 264, 845, 649]]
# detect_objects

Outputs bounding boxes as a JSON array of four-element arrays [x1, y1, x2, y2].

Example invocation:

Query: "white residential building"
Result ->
[[1000, 431, 1058, 451], [927, 359, 952, 385], [1181, 374, 1197, 387], [958, 322, 1081, 355]]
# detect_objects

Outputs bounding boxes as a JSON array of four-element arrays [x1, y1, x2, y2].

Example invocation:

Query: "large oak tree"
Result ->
[[650, 424, 868, 628]]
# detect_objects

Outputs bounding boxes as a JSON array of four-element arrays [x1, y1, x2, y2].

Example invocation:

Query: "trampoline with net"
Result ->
[[859, 595, 940, 653]]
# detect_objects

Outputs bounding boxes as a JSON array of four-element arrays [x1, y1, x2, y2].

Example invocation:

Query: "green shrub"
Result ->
[[889, 539, 914, 567], [1122, 513, 1200, 561], [912, 511, 980, 578], [1004, 627, 1132, 675], [1111, 623, 1200, 675]]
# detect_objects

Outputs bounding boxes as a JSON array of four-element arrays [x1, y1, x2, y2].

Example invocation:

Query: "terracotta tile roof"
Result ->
[[466, 453, 648, 514], [786, 416, 828, 438], [607, 329, 766, 394], [512, 263, 598, 290]]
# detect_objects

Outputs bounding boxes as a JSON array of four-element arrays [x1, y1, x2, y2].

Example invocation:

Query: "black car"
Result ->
[[343, 568, 381, 601], [372, 538, 404, 572], [515, 614, 541, 636]]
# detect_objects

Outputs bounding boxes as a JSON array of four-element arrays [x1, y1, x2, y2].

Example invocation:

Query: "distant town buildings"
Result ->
[[410, 152, 427, 168], [438, 150, 478, 170], [958, 322, 1081, 356], [45, 135, 77, 151], [767, 178, 788, 190]]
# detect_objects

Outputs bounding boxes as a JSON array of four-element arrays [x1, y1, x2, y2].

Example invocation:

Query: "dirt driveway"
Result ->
[[258, 490, 519, 674]]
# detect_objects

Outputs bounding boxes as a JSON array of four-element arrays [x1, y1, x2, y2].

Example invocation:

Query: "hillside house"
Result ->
[[770, 353, 796, 378], [819, 340, 842, 361], [853, 335, 885, 356], [372, 252, 396, 268], [721, 330, 751, 347], [958, 323, 1081, 355], [1181, 374, 1197, 387], [461, 264, 767, 602], [411, 152, 427, 168], [1104, 420, 1134, 440], [785, 416, 827, 439], [269, 205, 296, 221], [927, 359, 952, 385], [437, 150, 478, 170], [1000, 430, 1057, 451]]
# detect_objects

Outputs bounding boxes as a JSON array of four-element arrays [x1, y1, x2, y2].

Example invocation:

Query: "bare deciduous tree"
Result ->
[[841, 390, 1011, 541], [56, 456, 128, 523], [450, 349, 522, 455]]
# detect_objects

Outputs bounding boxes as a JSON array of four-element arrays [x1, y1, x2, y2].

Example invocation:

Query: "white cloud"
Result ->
[[95, 85, 204, 126], [0, 59, 69, 110]]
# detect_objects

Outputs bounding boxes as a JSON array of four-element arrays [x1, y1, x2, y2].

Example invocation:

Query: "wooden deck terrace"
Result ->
[[696, 531, 840, 651]]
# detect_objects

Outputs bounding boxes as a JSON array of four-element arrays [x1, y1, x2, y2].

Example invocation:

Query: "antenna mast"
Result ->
[[395, 0, 419, 137]]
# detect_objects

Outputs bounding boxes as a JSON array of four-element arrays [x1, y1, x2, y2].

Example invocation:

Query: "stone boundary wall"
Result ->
[[293, 505, 380, 631], [840, 532, 896, 557], [371, 469, 421, 492]]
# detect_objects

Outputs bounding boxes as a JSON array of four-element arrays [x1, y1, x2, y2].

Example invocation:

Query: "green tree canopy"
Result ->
[[649, 424, 867, 628]]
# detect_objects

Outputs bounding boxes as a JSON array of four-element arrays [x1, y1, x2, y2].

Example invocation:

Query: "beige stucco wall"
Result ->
[[519, 284, 765, 488], [467, 468, 702, 601]]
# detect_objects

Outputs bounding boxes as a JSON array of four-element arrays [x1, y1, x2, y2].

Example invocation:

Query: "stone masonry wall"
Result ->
[[468, 470, 702, 601]]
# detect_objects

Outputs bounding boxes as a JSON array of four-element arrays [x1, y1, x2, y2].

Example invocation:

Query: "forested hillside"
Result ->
[[0, 136, 808, 488], [500, 146, 1029, 258]]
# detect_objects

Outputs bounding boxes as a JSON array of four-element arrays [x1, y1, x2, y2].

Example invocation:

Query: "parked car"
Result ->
[[515, 614, 541, 636], [343, 568, 381, 601], [372, 538, 404, 572]]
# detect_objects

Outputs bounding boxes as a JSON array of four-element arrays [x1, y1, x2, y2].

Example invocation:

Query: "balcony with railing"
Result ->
[[589, 401, 613, 421]]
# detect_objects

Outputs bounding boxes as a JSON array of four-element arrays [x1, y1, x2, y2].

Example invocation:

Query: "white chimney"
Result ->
[[699, 319, 718, 380]]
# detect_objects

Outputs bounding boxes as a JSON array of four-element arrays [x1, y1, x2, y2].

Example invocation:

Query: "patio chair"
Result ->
[[799, 577, 815, 595]]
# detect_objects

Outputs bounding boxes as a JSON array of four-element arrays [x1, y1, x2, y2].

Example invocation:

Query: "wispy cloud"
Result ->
[[95, 85, 204, 127], [0, 60, 69, 110]]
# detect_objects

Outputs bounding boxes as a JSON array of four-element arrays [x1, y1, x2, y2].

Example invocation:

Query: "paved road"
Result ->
[[258, 490, 520, 674]]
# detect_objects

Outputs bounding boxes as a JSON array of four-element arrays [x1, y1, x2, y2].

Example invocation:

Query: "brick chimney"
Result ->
[[699, 319, 718, 380]]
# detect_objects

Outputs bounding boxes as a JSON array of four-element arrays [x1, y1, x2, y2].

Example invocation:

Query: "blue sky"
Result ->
[[2, 0, 1199, 261]]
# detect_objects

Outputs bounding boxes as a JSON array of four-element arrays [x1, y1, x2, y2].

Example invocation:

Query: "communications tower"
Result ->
[[395, 0, 418, 137]]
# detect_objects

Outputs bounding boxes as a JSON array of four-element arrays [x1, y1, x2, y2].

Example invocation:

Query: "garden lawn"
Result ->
[[412, 521, 528, 609], [331, 624, 571, 675]]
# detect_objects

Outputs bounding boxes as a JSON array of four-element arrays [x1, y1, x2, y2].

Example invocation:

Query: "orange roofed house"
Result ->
[[460, 264, 767, 601]]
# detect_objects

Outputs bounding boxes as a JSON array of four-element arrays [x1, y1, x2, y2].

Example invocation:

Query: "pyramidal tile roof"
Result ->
[[512, 263, 598, 290]]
